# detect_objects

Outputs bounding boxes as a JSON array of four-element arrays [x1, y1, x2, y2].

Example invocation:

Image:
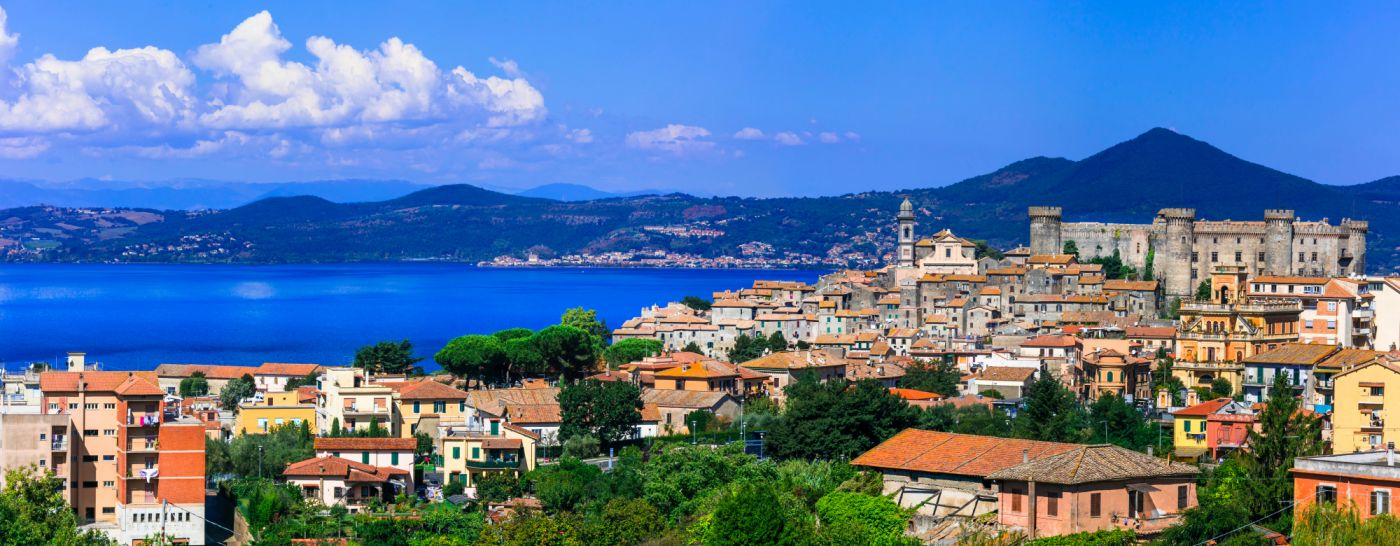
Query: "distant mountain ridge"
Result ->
[[4, 128, 1397, 273], [514, 183, 673, 201], [0, 179, 430, 210]]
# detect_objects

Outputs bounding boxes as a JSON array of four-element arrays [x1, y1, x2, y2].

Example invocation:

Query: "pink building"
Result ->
[[989, 444, 1199, 539]]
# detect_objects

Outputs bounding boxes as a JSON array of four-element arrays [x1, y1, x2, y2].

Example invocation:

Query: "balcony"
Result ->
[[51, 438, 68, 451], [126, 412, 161, 426], [1354, 309, 1375, 319], [127, 438, 159, 452], [342, 405, 390, 417], [465, 459, 522, 470], [128, 467, 159, 482]]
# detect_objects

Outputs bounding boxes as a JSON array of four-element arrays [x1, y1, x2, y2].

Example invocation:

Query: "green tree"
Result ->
[[558, 379, 643, 446], [475, 471, 522, 503], [435, 335, 505, 385], [899, 359, 961, 396], [0, 466, 117, 545], [1014, 374, 1086, 443], [1063, 240, 1079, 257], [970, 239, 1004, 260], [978, 389, 1004, 400], [1239, 373, 1323, 518], [1143, 246, 1156, 281], [493, 327, 535, 342], [178, 371, 209, 397], [1086, 393, 1156, 451], [682, 341, 704, 354], [681, 296, 713, 311], [642, 443, 758, 520], [1196, 280, 1213, 301], [561, 307, 610, 341], [562, 435, 600, 459], [581, 497, 665, 546], [502, 336, 546, 382], [219, 373, 256, 410], [769, 377, 920, 460], [533, 325, 602, 380], [603, 338, 663, 368], [727, 334, 767, 364], [528, 457, 605, 513], [953, 404, 1013, 437], [1211, 377, 1234, 398], [283, 371, 319, 390], [353, 339, 425, 375], [208, 422, 315, 479], [702, 482, 813, 546], [814, 491, 918, 546], [766, 331, 789, 353]]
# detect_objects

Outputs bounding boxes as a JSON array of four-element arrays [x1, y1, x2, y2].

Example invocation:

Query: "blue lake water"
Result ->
[[0, 264, 823, 371]]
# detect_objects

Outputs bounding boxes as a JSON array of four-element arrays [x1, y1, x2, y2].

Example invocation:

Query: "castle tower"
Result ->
[[1264, 209, 1295, 275], [897, 198, 916, 267], [1342, 219, 1369, 275], [1158, 208, 1196, 297], [1028, 206, 1062, 255]]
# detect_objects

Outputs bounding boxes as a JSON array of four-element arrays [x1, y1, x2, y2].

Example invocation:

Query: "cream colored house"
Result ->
[[439, 415, 539, 491], [317, 368, 396, 435], [1331, 359, 1400, 454]]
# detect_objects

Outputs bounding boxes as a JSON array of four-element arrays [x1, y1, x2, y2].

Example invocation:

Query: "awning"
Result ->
[[1126, 483, 1159, 493], [483, 438, 522, 449]]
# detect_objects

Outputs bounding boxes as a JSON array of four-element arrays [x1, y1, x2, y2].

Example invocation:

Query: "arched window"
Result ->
[[1106, 371, 1114, 383]]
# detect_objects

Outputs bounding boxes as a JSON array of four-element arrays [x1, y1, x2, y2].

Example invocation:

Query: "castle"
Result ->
[[1028, 207, 1368, 296]]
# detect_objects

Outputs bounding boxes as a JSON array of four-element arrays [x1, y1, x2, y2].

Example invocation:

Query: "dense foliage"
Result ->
[[899, 358, 962, 396], [219, 373, 257, 410], [207, 422, 316, 479], [0, 466, 116, 545], [602, 338, 663, 367], [558, 379, 643, 446], [353, 339, 426, 375], [178, 370, 209, 397]]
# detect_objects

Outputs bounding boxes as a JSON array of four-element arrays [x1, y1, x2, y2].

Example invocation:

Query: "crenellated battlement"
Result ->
[[1264, 209, 1295, 221], [1342, 219, 1370, 232], [1028, 206, 1063, 219], [1157, 208, 1196, 220]]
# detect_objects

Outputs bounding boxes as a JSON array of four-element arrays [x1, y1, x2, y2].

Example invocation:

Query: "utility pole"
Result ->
[[161, 499, 168, 544], [258, 446, 264, 479]]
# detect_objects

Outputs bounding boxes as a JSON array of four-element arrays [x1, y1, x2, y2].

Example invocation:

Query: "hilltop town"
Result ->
[[3, 200, 1399, 545]]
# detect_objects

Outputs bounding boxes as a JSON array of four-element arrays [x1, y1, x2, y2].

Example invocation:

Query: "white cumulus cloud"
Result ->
[[773, 131, 803, 146], [733, 127, 765, 140], [626, 124, 713, 154]]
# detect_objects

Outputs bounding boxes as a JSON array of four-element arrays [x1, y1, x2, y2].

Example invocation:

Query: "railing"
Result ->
[[51, 438, 68, 451], [127, 413, 161, 426], [128, 438, 159, 452], [465, 459, 521, 469]]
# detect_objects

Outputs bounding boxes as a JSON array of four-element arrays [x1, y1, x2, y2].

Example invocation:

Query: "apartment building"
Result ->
[[313, 437, 416, 480], [439, 415, 539, 490], [40, 353, 205, 545], [317, 367, 396, 435], [1332, 359, 1400, 454], [1248, 276, 1374, 348], [1368, 277, 1400, 351], [384, 378, 470, 437], [1175, 266, 1302, 393], [235, 390, 317, 435]]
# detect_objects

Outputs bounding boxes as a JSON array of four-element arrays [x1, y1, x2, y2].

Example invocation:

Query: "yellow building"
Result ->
[[386, 379, 470, 437], [1174, 266, 1301, 393], [439, 416, 539, 489], [1331, 360, 1400, 454], [235, 391, 317, 435]]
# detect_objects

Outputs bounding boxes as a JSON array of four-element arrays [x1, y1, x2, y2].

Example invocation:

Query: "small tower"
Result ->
[[897, 198, 916, 267]]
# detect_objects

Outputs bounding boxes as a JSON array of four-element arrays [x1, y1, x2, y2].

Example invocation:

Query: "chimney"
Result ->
[[1389, 442, 1395, 467], [67, 352, 86, 372], [1022, 449, 1029, 463], [1147, 446, 1154, 457]]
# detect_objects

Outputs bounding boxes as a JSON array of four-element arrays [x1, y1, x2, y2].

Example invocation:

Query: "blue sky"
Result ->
[[0, 2, 1397, 197]]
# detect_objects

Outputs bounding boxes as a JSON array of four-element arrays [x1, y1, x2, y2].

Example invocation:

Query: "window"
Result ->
[[1011, 489, 1023, 512], [1106, 371, 1114, 383], [1178, 486, 1189, 509], [362, 452, 370, 464], [1372, 490, 1391, 516], [102, 507, 114, 515], [1090, 493, 1101, 517], [334, 487, 344, 498], [1370, 386, 1385, 396], [1317, 485, 1337, 504], [472, 447, 480, 459], [82, 481, 98, 488], [1211, 252, 1218, 262], [1311, 252, 1318, 262], [459, 401, 466, 413], [39, 458, 46, 467], [1327, 301, 1337, 311], [452, 447, 460, 459], [1191, 252, 1199, 262], [102, 455, 114, 461], [83, 429, 97, 437], [83, 455, 98, 462], [257, 418, 268, 431], [391, 452, 399, 465], [1047, 492, 1060, 517], [104, 403, 115, 409], [103, 481, 114, 488], [85, 403, 97, 410], [1299, 252, 1306, 262], [1258, 252, 1266, 262], [434, 401, 446, 413], [1327, 320, 1337, 330], [1184, 421, 1192, 433], [103, 429, 115, 436], [413, 401, 420, 413], [1235, 251, 1242, 262]]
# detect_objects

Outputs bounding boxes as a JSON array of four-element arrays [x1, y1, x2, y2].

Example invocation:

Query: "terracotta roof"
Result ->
[[1171, 397, 1236, 417], [987, 444, 1198, 484], [1318, 347, 1386, 369], [482, 438, 523, 450], [1028, 254, 1076, 265], [1126, 326, 1176, 339], [283, 456, 408, 482], [504, 403, 562, 424], [467, 387, 559, 410], [257, 363, 323, 376], [1078, 275, 1105, 285], [1022, 335, 1077, 348], [154, 364, 258, 380], [296, 386, 319, 404], [639, 404, 662, 422], [501, 421, 542, 441], [393, 379, 469, 400], [1252, 275, 1330, 285], [115, 375, 165, 396], [712, 299, 759, 308], [40, 371, 161, 393], [889, 387, 944, 401], [655, 360, 741, 379], [588, 370, 633, 382], [1241, 343, 1339, 366], [1103, 279, 1158, 291], [641, 389, 732, 409], [979, 287, 1002, 296], [314, 437, 417, 451], [852, 429, 1080, 477], [974, 367, 1036, 383], [740, 350, 847, 370]]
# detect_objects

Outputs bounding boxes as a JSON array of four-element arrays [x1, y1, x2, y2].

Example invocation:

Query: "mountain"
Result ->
[[515, 183, 670, 201], [3, 128, 1397, 272], [0, 179, 429, 210]]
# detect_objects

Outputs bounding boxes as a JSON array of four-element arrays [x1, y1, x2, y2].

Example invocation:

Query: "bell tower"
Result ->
[[898, 198, 916, 267]]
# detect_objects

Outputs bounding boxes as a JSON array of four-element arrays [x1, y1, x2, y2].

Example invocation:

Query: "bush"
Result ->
[[814, 491, 917, 546], [1025, 528, 1135, 545], [562, 434, 600, 459]]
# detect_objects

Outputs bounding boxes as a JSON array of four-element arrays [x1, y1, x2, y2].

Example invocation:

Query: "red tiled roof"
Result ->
[[1126, 326, 1176, 339], [313, 437, 416, 451], [40, 371, 160, 393], [482, 438, 523, 450], [852, 429, 1080, 477], [283, 456, 408, 482], [889, 388, 944, 401], [1171, 397, 1234, 417], [154, 364, 257, 380], [393, 379, 469, 400], [1022, 335, 1077, 348], [256, 363, 323, 376]]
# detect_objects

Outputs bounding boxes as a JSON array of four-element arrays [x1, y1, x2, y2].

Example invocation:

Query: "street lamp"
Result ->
[[691, 419, 697, 445], [258, 445, 265, 479]]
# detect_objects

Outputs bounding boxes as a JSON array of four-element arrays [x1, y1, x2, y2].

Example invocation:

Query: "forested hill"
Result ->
[[4, 128, 1398, 272]]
